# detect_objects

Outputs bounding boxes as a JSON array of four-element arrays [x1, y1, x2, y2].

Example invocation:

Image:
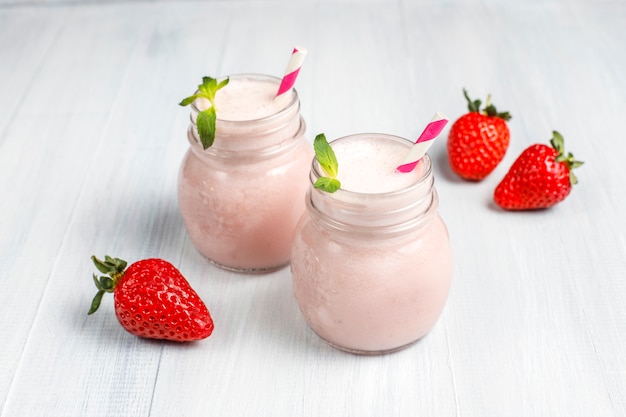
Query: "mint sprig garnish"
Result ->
[[179, 76, 230, 149], [313, 133, 341, 193]]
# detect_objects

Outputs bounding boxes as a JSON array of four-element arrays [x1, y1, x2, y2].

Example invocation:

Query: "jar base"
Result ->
[[315, 331, 421, 356], [206, 257, 290, 274]]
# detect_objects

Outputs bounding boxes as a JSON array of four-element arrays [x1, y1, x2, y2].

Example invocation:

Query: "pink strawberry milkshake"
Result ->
[[178, 74, 313, 272], [290, 134, 452, 354]]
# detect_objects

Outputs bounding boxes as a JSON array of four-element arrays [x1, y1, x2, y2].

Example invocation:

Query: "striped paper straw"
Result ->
[[276, 46, 308, 97], [396, 112, 448, 173]]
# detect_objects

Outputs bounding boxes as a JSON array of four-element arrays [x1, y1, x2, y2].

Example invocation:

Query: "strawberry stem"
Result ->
[[550, 131, 584, 185], [463, 88, 481, 113], [462, 88, 511, 121], [88, 255, 127, 315]]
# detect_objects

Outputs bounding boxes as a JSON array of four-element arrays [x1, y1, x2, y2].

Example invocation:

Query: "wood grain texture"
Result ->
[[0, 1, 624, 416]]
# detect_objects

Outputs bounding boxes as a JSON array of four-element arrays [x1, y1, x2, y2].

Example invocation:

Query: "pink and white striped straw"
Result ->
[[276, 46, 308, 97], [396, 112, 448, 173]]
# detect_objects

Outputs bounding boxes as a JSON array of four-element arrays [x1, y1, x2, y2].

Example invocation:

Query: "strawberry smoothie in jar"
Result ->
[[178, 74, 313, 272], [290, 133, 452, 354]]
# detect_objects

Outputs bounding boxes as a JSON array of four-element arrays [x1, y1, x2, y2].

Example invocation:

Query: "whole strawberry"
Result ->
[[447, 89, 512, 180], [88, 255, 214, 342], [494, 131, 583, 210]]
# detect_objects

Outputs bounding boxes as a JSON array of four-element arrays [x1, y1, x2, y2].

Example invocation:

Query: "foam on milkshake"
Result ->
[[195, 75, 293, 121], [331, 134, 424, 194]]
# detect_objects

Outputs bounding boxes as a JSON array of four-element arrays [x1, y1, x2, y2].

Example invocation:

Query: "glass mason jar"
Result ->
[[178, 74, 314, 273], [290, 134, 453, 354]]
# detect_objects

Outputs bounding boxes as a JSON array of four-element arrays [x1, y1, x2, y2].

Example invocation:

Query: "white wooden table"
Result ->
[[1, 0, 625, 416]]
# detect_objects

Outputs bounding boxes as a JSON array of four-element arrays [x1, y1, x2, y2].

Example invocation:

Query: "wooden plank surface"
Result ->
[[0, 1, 625, 416]]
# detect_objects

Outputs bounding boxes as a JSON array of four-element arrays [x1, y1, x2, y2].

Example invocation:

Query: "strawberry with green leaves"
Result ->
[[88, 255, 214, 342], [447, 89, 512, 180], [494, 131, 583, 210]]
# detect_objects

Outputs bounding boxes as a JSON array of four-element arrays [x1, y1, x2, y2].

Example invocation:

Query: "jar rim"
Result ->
[[305, 188, 439, 236], [311, 133, 433, 198], [187, 116, 307, 160], [190, 73, 299, 125], [307, 133, 438, 234]]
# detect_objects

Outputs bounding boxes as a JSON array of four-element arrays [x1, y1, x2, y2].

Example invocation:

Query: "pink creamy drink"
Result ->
[[290, 134, 452, 354], [178, 74, 313, 272]]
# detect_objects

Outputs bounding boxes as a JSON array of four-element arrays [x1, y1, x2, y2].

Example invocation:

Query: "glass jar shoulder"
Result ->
[[293, 211, 450, 258]]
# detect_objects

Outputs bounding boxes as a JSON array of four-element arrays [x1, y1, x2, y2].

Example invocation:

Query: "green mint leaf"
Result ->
[[199, 76, 218, 97], [197, 107, 216, 149], [216, 77, 230, 91], [314, 177, 341, 193], [179, 94, 201, 106], [179, 76, 230, 149], [197, 76, 230, 103], [313, 133, 339, 178]]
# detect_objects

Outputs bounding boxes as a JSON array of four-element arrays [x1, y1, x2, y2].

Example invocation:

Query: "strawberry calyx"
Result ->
[[463, 88, 511, 121], [550, 131, 584, 185], [88, 255, 128, 315]]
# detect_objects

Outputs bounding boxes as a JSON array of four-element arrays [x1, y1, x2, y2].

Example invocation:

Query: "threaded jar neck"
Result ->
[[307, 135, 438, 236], [187, 73, 302, 159]]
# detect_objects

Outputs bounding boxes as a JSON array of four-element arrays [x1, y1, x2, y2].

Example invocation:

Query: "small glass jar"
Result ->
[[290, 134, 452, 354], [178, 74, 313, 273]]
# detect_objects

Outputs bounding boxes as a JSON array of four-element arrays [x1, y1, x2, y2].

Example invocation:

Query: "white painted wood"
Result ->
[[1, 1, 625, 416]]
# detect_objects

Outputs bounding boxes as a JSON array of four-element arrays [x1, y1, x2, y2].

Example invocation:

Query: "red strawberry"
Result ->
[[447, 89, 512, 180], [88, 255, 214, 342], [494, 131, 583, 210]]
